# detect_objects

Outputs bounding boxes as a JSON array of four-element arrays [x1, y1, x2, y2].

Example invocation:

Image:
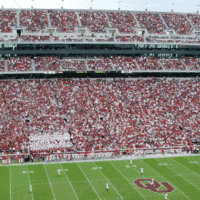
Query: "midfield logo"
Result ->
[[134, 179, 174, 193]]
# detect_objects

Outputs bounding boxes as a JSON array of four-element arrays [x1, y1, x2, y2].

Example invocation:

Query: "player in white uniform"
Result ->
[[141, 168, 143, 175], [151, 178, 154, 186], [106, 182, 109, 191], [30, 185, 32, 193], [165, 193, 168, 200], [58, 169, 60, 175], [130, 159, 132, 166]]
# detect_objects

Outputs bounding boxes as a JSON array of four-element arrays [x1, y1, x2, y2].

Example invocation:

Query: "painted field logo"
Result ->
[[134, 179, 174, 193]]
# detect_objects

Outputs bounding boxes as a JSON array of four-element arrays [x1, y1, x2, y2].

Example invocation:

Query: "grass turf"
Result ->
[[0, 155, 200, 200]]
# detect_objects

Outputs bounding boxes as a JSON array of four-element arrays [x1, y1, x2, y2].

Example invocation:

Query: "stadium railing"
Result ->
[[0, 146, 199, 165]]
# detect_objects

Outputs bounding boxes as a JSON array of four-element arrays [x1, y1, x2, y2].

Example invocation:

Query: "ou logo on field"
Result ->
[[134, 179, 174, 193]]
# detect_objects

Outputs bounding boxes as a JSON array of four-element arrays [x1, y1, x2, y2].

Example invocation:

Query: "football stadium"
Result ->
[[0, 0, 200, 199]]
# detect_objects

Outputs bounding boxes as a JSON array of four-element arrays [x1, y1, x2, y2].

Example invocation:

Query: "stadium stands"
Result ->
[[0, 8, 200, 156], [0, 10, 17, 33], [61, 59, 87, 71], [34, 56, 61, 71], [0, 78, 199, 153], [7, 57, 32, 71], [19, 10, 49, 32], [135, 13, 166, 34], [107, 11, 137, 33], [0, 56, 199, 72], [187, 14, 200, 30], [79, 11, 109, 32], [87, 57, 113, 71], [48, 10, 78, 32], [160, 59, 186, 70], [116, 35, 144, 42], [21, 35, 51, 42], [0, 9, 199, 44], [0, 61, 5, 71], [111, 56, 138, 70], [135, 56, 163, 70], [161, 13, 192, 35], [181, 57, 200, 70]]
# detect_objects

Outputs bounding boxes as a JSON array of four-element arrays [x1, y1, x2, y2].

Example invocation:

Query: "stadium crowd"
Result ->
[[0, 78, 199, 155], [0, 56, 199, 72], [0, 9, 200, 43]]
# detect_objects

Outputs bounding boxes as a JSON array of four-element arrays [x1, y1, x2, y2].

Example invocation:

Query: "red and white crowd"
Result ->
[[182, 57, 200, 70], [7, 57, 32, 71], [21, 35, 51, 42], [19, 10, 48, 33], [136, 13, 166, 34], [161, 14, 192, 35], [0, 78, 199, 155], [79, 11, 109, 33], [49, 10, 78, 33], [0, 9, 200, 43], [107, 12, 137, 34], [0, 56, 199, 72], [87, 57, 113, 71], [111, 56, 138, 70], [135, 56, 163, 70], [160, 59, 186, 71]]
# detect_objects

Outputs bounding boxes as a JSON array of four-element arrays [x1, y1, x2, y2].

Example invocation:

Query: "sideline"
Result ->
[[0, 152, 199, 167]]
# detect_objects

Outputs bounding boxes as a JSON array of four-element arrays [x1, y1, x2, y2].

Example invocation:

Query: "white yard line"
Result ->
[[26, 165, 34, 200], [156, 158, 200, 191], [43, 163, 56, 200], [109, 161, 146, 200], [93, 161, 123, 199], [170, 157, 200, 178], [10, 166, 11, 200], [140, 159, 191, 200], [59, 163, 79, 200], [76, 162, 101, 200]]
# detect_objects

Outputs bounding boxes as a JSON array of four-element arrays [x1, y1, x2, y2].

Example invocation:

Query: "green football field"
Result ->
[[1, 155, 200, 200]]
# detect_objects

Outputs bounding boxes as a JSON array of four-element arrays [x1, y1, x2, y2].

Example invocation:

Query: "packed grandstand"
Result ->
[[0, 8, 200, 161], [0, 9, 199, 43]]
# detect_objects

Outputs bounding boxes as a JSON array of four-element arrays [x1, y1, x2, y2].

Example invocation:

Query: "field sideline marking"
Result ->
[[140, 159, 191, 200], [59, 163, 79, 200], [26, 165, 34, 200], [10, 166, 11, 200], [93, 161, 123, 199], [1, 154, 200, 167], [170, 157, 200, 178], [43, 163, 56, 200], [76, 162, 101, 200], [109, 161, 146, 200], [156, 158, 200, 191]]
